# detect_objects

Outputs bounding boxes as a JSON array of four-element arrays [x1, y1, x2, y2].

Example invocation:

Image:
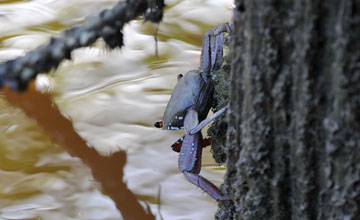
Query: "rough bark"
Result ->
[[214, 0, 360, 219]]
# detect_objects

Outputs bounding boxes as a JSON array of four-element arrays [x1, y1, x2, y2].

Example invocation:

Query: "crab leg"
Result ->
[[189, 106, 227, 135], [170, 135, 210, 153], [183, 172, 227, 201], [179, 132, 227, 200], [200, 23, 232, 80]]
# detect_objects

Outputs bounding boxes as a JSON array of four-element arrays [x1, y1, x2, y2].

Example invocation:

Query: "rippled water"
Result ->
[[0, 0, 233, 219]]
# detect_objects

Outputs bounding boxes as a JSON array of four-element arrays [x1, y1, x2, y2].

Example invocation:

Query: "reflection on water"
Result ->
[[0, 0, 233, 219], [3, 84, 153, 219]]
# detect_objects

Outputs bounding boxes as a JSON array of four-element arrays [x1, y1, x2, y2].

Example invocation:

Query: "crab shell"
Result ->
[[162, 69, 214, 130]]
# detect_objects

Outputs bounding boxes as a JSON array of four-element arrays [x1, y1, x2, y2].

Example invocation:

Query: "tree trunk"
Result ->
[[216, 0, 360, 219]]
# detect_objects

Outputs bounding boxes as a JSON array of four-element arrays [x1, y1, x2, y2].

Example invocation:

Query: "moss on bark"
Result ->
[[208, 34, 232, 164]]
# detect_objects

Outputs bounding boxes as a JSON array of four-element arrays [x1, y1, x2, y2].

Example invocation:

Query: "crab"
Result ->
[[154, 23, 231, 201]]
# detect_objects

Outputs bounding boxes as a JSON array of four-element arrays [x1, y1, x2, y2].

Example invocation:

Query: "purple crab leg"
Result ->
[[178, 132, 228, 200], [200, 23, 232, 80], [189, 106, 227, 135], [183, 172, 228, 201], [170, 135, 211, 153]]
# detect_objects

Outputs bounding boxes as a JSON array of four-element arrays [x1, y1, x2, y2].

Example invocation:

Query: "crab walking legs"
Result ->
[[178, 107, 228, 201]]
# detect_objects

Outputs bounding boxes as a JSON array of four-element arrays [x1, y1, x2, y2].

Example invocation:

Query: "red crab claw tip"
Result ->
[[154, 121, 163, 128]]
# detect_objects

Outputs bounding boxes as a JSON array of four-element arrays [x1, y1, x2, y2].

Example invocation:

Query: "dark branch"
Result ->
[[0, 0, 164, 91]]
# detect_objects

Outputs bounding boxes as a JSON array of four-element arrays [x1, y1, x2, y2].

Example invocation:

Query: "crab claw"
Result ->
[[154, 120, 163, 128]]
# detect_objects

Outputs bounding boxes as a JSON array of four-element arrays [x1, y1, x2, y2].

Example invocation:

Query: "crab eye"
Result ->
[[177, 74, 183, 81]]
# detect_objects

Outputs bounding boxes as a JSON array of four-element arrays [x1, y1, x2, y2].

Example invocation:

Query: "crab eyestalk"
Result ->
[[177, 74, 183, 81]]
